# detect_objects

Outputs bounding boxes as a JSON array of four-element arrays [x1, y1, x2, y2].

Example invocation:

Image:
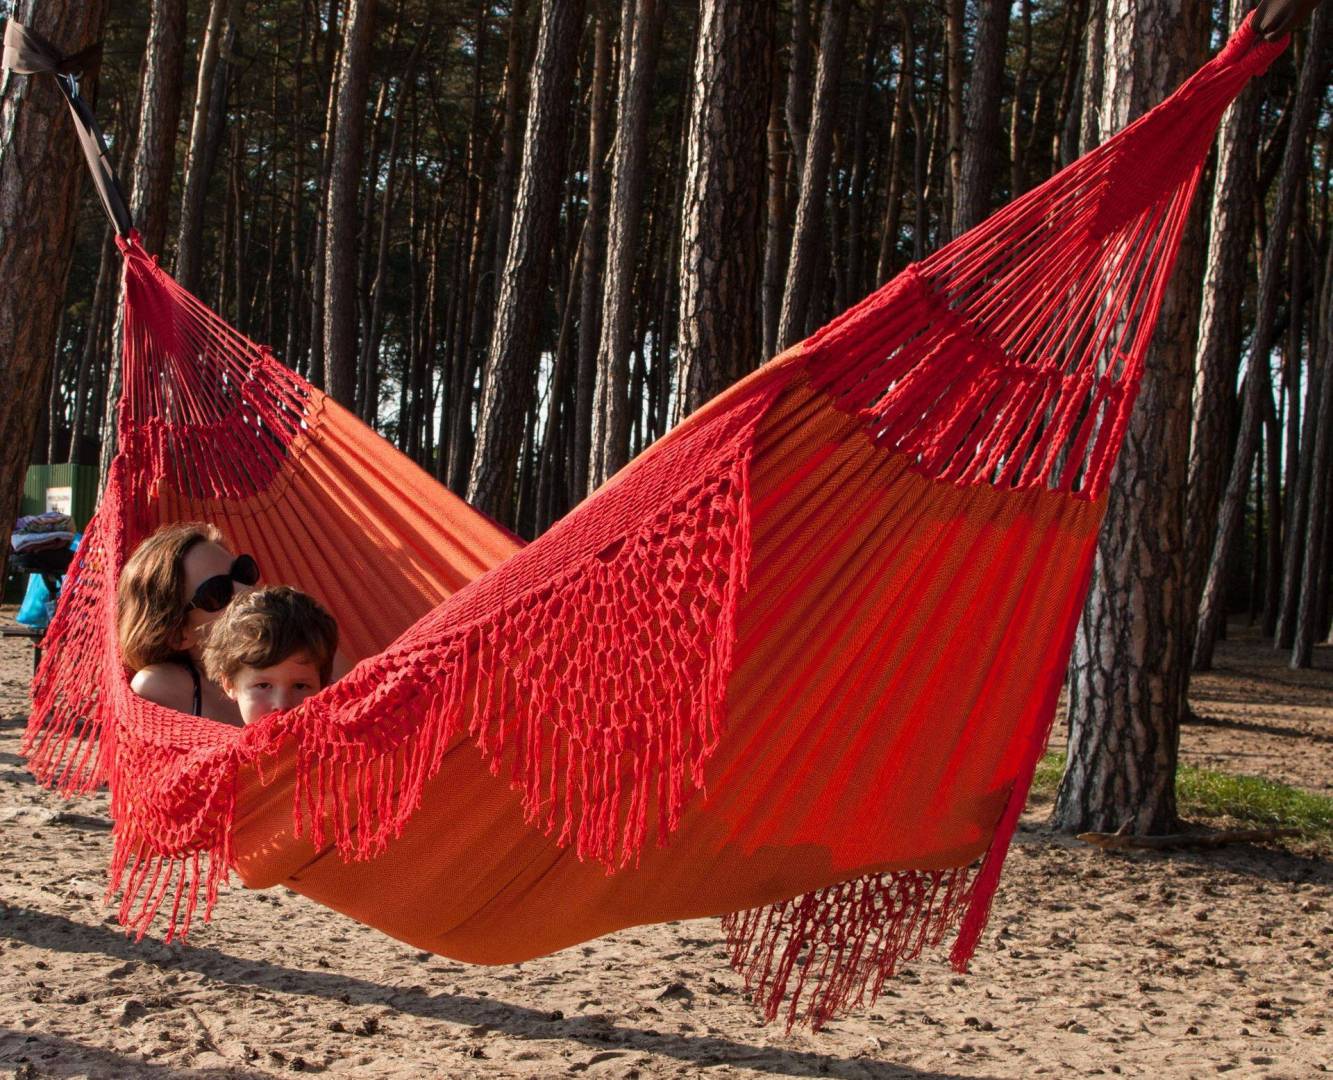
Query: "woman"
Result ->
[[117, 523, 261, 725]]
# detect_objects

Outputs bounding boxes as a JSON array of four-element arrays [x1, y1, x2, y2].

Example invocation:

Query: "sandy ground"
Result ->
[[1, 614, 1329, 1079]]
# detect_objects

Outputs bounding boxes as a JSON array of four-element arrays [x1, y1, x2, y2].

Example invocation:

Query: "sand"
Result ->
[[1, 616, 1329, 1078]]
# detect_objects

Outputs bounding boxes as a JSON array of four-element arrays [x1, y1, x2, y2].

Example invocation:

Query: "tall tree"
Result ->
[[943, 0, 964, 233], [952, 0, 1009, 235], [1292, 207, 1333, 667], [129, 0, 188, 256], [323, 0, 378, 408], [571, 11, 612, 504], [1054, 0, 1210, 835], [776, 0, 848, 350], [589, 0, 661, 492], [98, 0, 189, 485], [1193, 3, 1329, 671], [672, 0, 772, 419], [175, 0, 240, 293], [1182, 0, 1264, 648], [468, 0, 586, 528], [0, 1, 110, 578]]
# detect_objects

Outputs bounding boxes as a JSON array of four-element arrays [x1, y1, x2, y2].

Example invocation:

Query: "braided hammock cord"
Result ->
[[21, 15, 1285, 1031]]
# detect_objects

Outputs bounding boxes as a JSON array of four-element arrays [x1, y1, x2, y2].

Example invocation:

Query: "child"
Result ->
[[201, 585, 339, 725]]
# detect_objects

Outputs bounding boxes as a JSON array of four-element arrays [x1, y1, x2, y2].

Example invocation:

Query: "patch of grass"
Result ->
[[1030, 752, 1333, 839]]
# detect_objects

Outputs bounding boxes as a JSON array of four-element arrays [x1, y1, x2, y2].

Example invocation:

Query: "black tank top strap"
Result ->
[[178, 656, 203, 717]]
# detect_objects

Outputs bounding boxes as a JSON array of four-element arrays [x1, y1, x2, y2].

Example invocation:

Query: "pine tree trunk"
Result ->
[[1008, 0, 1032, 198], [1182, 0, 1262, 651], [1261, 384, 1283, 637], [308, 0, 344, 391], [572, 14, 612, 504], [776, 0, 848, 350], [1078, 0, 1107, 155], [589, 0, 660, 492], [1293, 213, 1333, 666], [1053, 0, 1209, 836], [0, 0, 110, 577], [175, 0, 241, 293], [1193, 4, 1329, 670], [98, 0, 188, 486], [845, 0, 882, 300], [323, 0, 377, 408], [942, 0, 964, 238], [67, 229, 117, 462], [673, 0, 772, 418], [130, 0, 188, 256], [1276, 189, 1311, 648], [952, 0, 1008, 235], [874, 7, 911, 283], [468, 0, 585, 527], [761, 52, 787, 358], [451, 0, 531, 495]]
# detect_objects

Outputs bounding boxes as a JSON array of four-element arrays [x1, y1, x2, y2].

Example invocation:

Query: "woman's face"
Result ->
[[175, 540, 258, 653]]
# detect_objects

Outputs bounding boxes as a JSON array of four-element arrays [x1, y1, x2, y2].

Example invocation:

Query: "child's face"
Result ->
[[225, 653, 323, 724]]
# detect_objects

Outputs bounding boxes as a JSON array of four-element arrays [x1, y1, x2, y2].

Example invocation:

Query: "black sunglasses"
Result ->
[[186, 553, 261, 613]]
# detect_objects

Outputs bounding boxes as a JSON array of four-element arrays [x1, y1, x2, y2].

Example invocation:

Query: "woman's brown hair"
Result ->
[[117, 522, 223, 671]]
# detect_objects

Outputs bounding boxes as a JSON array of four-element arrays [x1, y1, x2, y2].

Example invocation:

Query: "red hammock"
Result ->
[[17, 14, 1285, 1030]]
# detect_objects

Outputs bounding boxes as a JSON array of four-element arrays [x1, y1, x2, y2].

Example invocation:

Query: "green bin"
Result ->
[[21, 463, 100, 531]]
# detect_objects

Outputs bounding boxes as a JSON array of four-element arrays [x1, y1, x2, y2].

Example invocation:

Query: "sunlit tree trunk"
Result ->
[[1293, 216, 1333, 666], [952, 0, 1008, 235], [1193, 4, 1329, 670], [0, 0, 110, 576], [1054, 0, 1209, 836], [589, 0, 660, 491], [777, 0, 848, 350], [323, 0, 377, 408], [469, 0, 585, 527], [98, 0, 187, 485], [673, 0, 772, 418], [176, 0, 241, 293], [1181, 0, 1263, 660]]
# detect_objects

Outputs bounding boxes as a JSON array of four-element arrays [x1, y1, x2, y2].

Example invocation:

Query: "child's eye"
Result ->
[[254, 682, 271, 690]]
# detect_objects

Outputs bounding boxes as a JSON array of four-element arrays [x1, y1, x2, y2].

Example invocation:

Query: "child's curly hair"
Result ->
[[201, 585, 339, 687]]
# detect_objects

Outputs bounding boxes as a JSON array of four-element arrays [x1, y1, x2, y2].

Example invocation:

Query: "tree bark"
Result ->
[[952, 0, 1009, 236], [323, 0, 378, 408], [589, 0, 660, 492], [672, 0, 772, 418], [308, 0, 345, 391], [0, 0, 110, 578], [1193, 3, 1329, 671], [571, 13, 612, 504], [1276, 187, 1311, 648], [67, 228, 118, 462], [874, 6, 911, 283], [129, 0, 188, 257], [1181, 0, 1263, 657], [175, 0, 241, 293], [1292, 210, 1333, 666], [776, 0, 848, 351], [942, 0, 964, 237], [1053, 0, 1209, 836], [468, 0, 585, 527], [98, 0, 188, 486], [1077, 0, 1107, 155], [1008, 0, 1032, 199], [451, 0, 531, 495]]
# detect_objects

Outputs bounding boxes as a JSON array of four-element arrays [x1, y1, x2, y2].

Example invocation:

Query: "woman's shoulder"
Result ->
[[129, 661, 195, 709]]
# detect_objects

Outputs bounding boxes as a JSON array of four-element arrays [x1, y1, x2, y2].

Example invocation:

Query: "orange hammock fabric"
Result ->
[[22, 16, 1284, 1030]]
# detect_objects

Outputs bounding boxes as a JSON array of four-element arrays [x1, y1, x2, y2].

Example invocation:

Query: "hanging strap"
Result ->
[[1255, 0, 1326, 39], [3, 19, 133, 236]]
